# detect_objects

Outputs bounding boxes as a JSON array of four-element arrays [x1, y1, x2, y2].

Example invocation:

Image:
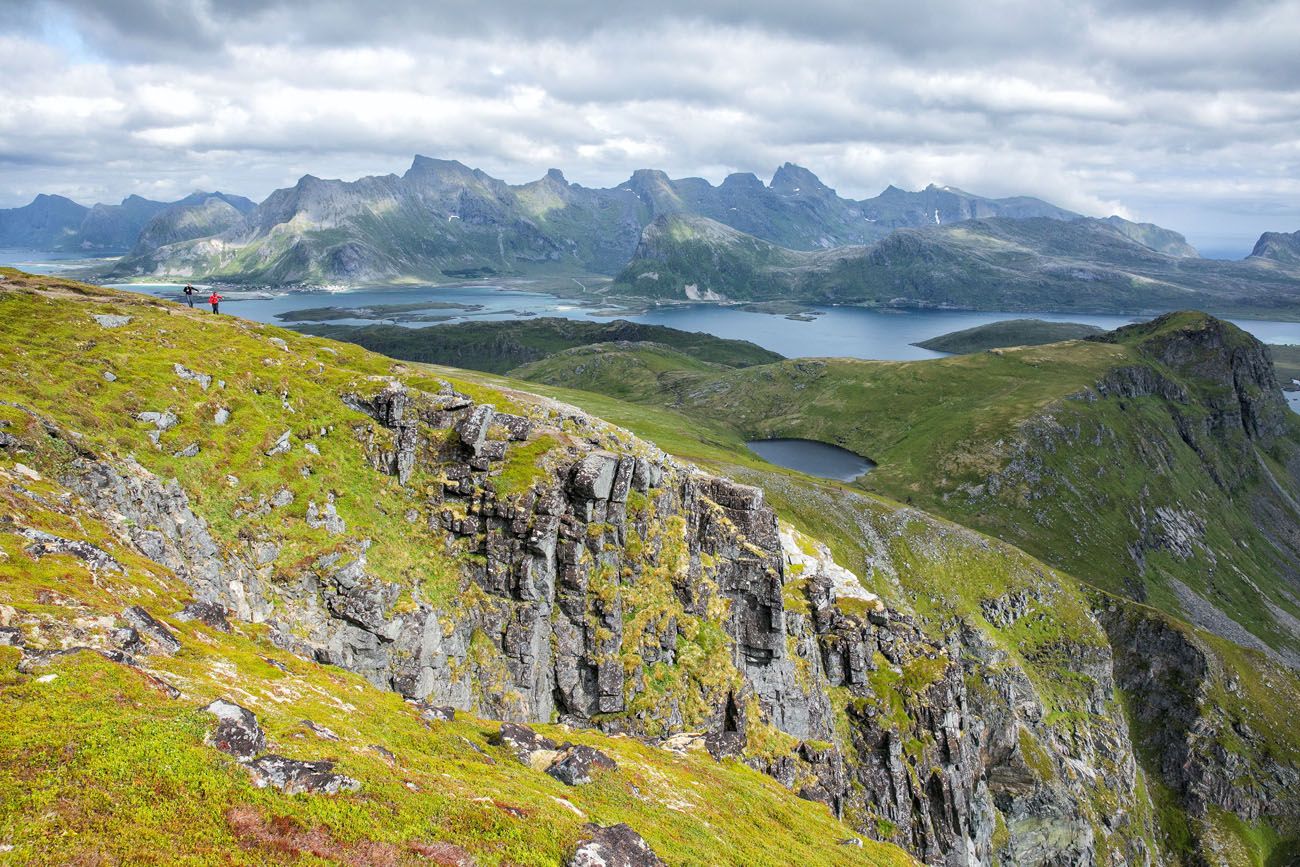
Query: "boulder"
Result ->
[[173, 443, 200, 458], [204, 699, 266, 759], [494, 413, 533, 441], [494, 722, 558, 763], [568, 824, 664, 867], [246, 755, 361, 795], [568, 453, 619, 501], [137, 411, 177, 431], [21, 528, 123, 573], [265, 430, 292, 456], [92, 314, 131, 328], [213, 407, 230, 426], [175, 601, 231, 632], [301, 719, 340, 740], [455, 404, 495, 457], [306, 499, 346, 534], [122, 605, 182, 654], [172, 363, 212, 390], [546, 745, 617, 786], [409, 700, 455, 723]]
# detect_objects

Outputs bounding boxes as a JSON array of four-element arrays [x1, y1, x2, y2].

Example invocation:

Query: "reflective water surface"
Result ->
[[746, 438, 876, 480]]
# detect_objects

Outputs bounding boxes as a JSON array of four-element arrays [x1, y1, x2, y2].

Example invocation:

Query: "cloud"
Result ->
[[0, 0, 1297, 254]]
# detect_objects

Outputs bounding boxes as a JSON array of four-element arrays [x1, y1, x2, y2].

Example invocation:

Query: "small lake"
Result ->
[[746, 438, 876, 480]]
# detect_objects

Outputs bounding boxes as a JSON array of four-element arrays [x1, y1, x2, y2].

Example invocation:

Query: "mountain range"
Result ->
[[5, 156, 1300, 316], [0, 190, 255, 252], [97, 157, 1105, 285]]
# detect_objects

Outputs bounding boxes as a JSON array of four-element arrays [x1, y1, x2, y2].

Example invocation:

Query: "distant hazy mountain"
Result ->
[[15, 156, 1291, 315], [614, 214, 1300, 317], [75, 195, 171, 249], [0, 194, 88, 248], [127, 192, 256, 260], [0, 192, 200, 251], [1250, 230, 1300, 266], [109, 156, 1171, 286], [112, 158, 648, 282]]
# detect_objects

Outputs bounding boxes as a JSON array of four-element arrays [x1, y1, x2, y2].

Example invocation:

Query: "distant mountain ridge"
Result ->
[[0, 190, 253, 252], [611, 212, 1300, 317], [7, 156, 1300, 317], [97, 154, 1219, 288], [1251, 230, 1300, 266]]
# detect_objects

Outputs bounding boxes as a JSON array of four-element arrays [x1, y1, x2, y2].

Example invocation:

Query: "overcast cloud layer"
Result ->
[[3, 0, 1298, 255]]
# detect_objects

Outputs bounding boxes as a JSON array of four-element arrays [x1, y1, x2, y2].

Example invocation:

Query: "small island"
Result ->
[[915, 318, 1105, 354]]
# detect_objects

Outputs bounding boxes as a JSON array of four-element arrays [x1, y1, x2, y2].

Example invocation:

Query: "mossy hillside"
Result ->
[[1110, 600, 1300, 865], [0, 271, 819, 750], [612, 214, 812, 301], [0, 270, 541, 609], [0, 432, 914, 866]]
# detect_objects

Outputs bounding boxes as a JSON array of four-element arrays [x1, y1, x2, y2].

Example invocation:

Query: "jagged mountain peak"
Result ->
[[1251, 229, 1300, 265], [769, 162, 832, 195], [406, 154, 473, 175], [24, 192, 85, 209]]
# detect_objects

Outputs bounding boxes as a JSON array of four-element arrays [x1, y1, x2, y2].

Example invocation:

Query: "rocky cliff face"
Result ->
[[44, 368, 1160, 865], [1099, 600, 1300, 825]]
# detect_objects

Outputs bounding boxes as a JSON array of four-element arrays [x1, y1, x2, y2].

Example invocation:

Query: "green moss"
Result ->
[[494, 434, 559, 498], [1017, 727, 1056, 782]]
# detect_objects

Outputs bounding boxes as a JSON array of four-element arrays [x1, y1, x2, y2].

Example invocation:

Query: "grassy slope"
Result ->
[[914, 319, 1105, 353], [514, 339, 1127, 498], [0, 268, 911, 865], [297, 317, 783, 375], [5, 270, 1297, 863]]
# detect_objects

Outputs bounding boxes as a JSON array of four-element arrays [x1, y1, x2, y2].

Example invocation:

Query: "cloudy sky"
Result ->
[[3, 0, 1298, 256]]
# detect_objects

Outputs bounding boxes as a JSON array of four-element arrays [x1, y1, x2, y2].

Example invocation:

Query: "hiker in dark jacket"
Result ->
[[183, 284, 196, 307], [209, 291, 223, 314]]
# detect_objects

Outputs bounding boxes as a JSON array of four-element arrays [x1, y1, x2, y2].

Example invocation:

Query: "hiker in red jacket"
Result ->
[[209, 291, 223, 314]]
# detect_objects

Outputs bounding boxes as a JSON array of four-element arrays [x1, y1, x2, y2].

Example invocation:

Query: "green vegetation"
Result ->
[[0, 268, 912, 866], [0, 547, 905, 866], [913, 318, 1104, 353], [299, 316, 782, 375], [5, 269, 1300, 865]]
